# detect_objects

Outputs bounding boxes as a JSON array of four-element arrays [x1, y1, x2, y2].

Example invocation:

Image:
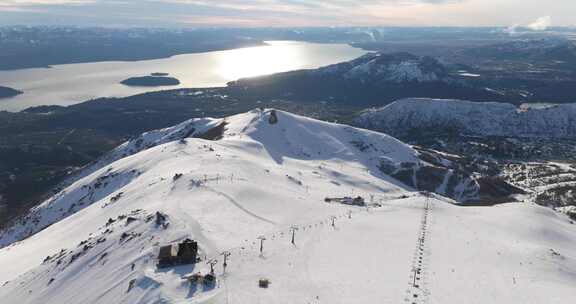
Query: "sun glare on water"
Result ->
[[217, 41, 306, 80]]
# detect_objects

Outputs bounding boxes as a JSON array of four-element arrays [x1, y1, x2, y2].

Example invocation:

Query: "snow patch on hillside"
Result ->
[[356, 98, 576, 139], [318, 53, 452, 83]]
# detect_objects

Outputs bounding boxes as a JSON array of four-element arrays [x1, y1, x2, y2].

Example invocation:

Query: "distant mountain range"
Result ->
[[227, 52, 520, 106], [463, 37, 576, 64], [0, 86, 22, 99], [0, 27, 264, 70]]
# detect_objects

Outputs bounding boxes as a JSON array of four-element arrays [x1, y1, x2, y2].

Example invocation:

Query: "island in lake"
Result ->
[[0, 86, 23, 99], [121, 73, 181, 87]]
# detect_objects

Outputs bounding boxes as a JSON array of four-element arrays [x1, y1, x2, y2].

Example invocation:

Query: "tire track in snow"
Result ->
[[405, 194, 433, 304], [202, 185, 277, 225]]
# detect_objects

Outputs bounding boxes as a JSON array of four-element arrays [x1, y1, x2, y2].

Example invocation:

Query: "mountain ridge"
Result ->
[[355, 98, 576, 139], [1, 108, 528, 251], [227, 52, 516, 106]]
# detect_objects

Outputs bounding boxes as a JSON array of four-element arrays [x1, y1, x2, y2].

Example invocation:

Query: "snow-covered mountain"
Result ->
[[317, 52, 452, 83], [0, 109, 523, 250], [355, 98, 576, 139], [0, 109, 574, 304], [0, 108, 478, 249]]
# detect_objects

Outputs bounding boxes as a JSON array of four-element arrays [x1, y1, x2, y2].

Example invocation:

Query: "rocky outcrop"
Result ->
[[378, 146, 524, 204]]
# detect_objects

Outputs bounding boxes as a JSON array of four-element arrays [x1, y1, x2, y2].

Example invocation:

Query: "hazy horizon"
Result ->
[[0, 0, 574, 28]]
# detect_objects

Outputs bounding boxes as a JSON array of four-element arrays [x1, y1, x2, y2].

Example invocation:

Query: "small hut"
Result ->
[[324, 196, 366, 206], [258, 278, 270, 288], [157, 239, 198, 268], [203, 273, 216, 285], [185, 272, 215, 287], [268, 110, 279, 124], [177, 239, 198, 264], [349, 196, 365, 206], [157, 245, 178, 268]]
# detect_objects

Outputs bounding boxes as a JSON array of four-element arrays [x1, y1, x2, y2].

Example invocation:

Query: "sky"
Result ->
[[0, 0, 574, 28]]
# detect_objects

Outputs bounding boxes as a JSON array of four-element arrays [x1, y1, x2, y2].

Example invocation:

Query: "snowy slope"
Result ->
[[355, 98, 576, 139], [318, 52, 452, 83], [0, 109, 417, 248], [53, 116, 224, 192], [0, 109, 574, 304], [0, 109, 417, 301]]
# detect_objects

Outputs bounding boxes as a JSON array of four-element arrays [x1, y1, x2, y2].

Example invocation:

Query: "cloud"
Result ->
[[0, 0, 573, 28], [0, 0, 469, 26], [503, 23, 519, 36], [526, 16, 551, 31], [0, 0, 94, 6]]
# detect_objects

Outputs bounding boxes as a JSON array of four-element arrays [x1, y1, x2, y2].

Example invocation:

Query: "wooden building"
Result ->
[[157, 239, 198, 268]]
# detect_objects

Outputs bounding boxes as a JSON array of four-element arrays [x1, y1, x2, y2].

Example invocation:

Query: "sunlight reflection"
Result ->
[[217, 41, 305, 80]]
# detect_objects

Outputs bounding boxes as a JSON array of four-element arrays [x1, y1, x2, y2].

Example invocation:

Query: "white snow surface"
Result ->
[[0, 109, 575, 304], [356, 98, 576, 138], [318, 53, 449, 84], [345, 59, 440, 83]]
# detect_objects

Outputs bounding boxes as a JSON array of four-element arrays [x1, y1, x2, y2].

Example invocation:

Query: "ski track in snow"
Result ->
[[201, 185, 277, 225]]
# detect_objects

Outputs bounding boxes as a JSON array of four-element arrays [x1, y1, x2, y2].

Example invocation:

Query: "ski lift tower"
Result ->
[[290, 226, 299, 245], [257, 235, 266, 254]]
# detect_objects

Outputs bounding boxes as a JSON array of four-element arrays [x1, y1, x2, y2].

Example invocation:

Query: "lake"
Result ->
[[0, 41, 367, 112]]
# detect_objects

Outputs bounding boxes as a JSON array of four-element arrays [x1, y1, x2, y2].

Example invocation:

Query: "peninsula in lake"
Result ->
[[0, 86, 22, 99]]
